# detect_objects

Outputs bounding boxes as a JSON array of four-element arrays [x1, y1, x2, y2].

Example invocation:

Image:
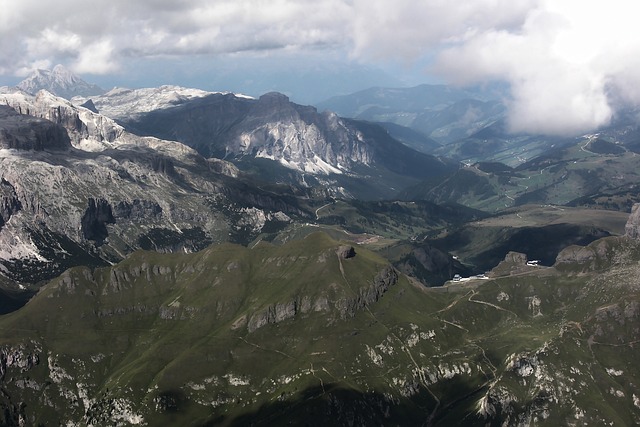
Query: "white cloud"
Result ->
[[351, 0, 640, 135], [350, 0, 535, 60], [1, 0, 638, 135], [0, 0, 351, 74], [26, 28, 82, 58], [73, 40, 119, 74]]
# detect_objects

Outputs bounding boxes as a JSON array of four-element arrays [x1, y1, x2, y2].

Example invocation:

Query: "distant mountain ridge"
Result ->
[[17, 65, 104, 99], [317, 84, 506, 145], [72, 85, 252, 120], [113, 91, 456, 183]]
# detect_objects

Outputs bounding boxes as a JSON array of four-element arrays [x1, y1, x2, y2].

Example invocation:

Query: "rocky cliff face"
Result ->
[[625, 203, 640, 239], [335, 265, 398, 319], [81, 198, 115, 243], [247, 263, 398, 332], [1, 89, 124, 149], [228, 92, 373, 174], [0, 179, 21, 230], [0, 105, 71, 151]]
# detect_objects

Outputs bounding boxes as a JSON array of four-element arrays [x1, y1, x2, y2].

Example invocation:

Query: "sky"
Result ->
[[1, 0, 639, 136]]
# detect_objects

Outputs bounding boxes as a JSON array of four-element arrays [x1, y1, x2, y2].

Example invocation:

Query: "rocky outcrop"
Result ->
[[248, 300, 299, 332], [0, 343, 40, 381], [0, 105, 71, 151], [336, 245, 356, 259], [247, 265, 398, 332], [246, 295, 332, 332], [489, 251, 529, 277], [113, 199, 163, 221], [207, 158, 239, 178], [1, 90, 124, 146], [554, 238, 618, 272], [0, 179, 21, 229], [336, 266, 398, 319], [79, 99, 99, 114], [503, 252, 527, 264], [81, 198, 115, 243], [150, 155, 177, 177], [625, 203, 640, 239]]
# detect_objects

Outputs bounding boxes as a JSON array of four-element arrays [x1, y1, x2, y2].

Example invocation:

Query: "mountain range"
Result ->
[[0, 69, 640, 426], [317, 84, 506, 145], [79, 88, 457, 199], [0, 88, 313, 284]]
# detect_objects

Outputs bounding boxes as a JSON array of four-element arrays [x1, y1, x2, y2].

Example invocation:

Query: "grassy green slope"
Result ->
[[405, 138, 640, 213], [0, 233, 638, 425]]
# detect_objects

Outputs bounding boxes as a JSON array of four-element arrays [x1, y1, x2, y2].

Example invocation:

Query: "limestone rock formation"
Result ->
[[625, 203, 640, 239], [0, 179, 21, 230], [81, 198, 115, 243], [0, 105, 70, 151], [489, 251, 529, 276]]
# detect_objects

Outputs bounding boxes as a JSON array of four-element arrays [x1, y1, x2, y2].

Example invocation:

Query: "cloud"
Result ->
[[1, 0, 638, 135], [0, 0, 351, 75], [73, 40, 119, 74], [351, 0, 640, 135], [350, 0, 535, 60]]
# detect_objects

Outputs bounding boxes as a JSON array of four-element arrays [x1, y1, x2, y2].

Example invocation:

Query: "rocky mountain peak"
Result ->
[[258, 91, 290, 103], [17, 65, 104, 99], [79, 99, 99, 114], [248, 91, 302, 123]]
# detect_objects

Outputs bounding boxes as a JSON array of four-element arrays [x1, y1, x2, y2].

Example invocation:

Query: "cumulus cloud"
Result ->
[[351, 0, 640, 135], [1, 0, 638, 135], [0, 0, 351, 75], [351, 0, 534, 60]]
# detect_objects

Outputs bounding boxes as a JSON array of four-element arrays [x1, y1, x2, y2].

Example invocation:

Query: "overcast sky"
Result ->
[[1, 0, 638, 135]]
